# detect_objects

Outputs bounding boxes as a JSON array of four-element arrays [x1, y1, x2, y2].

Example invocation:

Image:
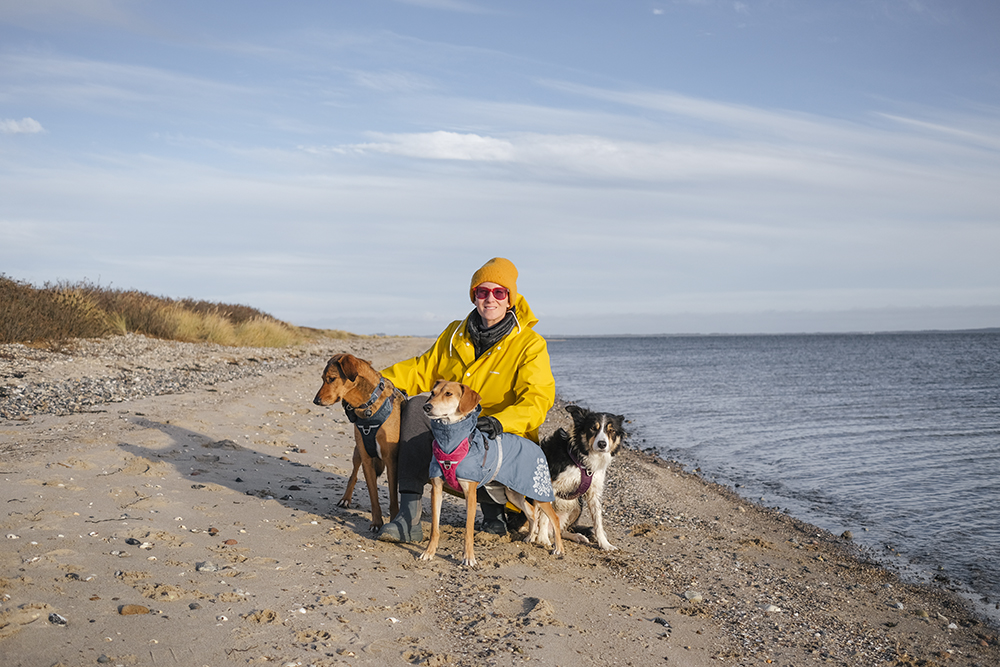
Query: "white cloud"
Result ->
[[0, 117, 44, 134], [350, 130, 515, 161]]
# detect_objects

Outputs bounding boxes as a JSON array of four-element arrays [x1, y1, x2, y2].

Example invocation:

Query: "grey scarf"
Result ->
[[466, 308, 516, 359]]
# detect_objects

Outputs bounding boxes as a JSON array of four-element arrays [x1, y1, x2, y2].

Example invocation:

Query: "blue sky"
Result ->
[[2, 1, 999, 336]]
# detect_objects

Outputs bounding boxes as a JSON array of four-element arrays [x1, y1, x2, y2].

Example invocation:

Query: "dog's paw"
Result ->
[[598, 542, 618, 551], [368, 522, 383, 533], [565, 532, 590, 545], [550, 546, 564, 557], [336, 498, 351, 509], [418, 551, 435, 562], [461, 557, 478, 568]]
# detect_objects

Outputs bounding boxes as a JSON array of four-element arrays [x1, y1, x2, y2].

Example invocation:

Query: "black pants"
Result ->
[[396, 395, 434, 495]]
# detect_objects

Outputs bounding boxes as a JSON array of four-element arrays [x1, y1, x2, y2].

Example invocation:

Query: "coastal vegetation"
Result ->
[[0, 274, 353, 347]]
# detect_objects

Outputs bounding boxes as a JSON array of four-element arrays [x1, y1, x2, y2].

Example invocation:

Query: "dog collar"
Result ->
[[342, 377, 386, 419]]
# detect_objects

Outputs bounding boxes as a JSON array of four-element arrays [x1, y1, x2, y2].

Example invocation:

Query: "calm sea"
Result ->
[[547, 332, 1000, 622]]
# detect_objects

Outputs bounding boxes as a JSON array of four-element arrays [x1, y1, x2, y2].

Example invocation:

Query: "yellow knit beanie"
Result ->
[[469, 257, 518, 304]]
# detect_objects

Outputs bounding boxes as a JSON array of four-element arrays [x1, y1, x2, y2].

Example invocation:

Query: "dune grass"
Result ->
[[0, 274, 355, 347]]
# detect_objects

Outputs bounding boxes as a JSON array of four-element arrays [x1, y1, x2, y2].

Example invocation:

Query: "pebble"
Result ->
[[683, 590, 704, 603], [119, 604, 150, 616], [48, 612, 68, 625]]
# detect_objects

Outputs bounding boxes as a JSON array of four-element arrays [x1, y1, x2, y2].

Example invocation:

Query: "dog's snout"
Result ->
[[313, 395, 324, 406], [422, 402, 433, 414]]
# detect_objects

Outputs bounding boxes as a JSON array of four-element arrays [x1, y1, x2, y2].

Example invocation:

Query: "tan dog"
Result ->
[[313, 353, 403, 532], [419, 380, 564, 567]]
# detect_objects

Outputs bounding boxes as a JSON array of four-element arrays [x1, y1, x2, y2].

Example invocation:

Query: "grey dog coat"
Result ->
[[428, 406, 555, 503]]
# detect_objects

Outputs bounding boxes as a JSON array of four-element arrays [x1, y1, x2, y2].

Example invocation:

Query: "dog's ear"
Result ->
[[457, 384, 482, 415], [336, 354, 361, 382], [566, 405, 585, 424]]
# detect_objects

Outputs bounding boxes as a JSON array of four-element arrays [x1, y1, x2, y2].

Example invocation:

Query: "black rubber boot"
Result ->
[[377, 492, 423, 543], [477, 488, 508, 536]]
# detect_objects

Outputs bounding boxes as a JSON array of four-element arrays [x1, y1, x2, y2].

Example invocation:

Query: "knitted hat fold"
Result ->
[[469, 257, 518, 304]]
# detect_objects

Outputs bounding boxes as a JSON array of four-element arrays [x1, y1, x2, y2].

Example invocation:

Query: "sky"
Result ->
[[2, 0, 999, 336]]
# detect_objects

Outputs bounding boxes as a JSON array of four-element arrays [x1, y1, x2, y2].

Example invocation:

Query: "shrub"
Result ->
[[0, 274, 353, 347]]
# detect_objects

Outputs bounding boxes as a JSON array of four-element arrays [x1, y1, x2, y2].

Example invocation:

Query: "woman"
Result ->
[[378, 257, 556, 542]]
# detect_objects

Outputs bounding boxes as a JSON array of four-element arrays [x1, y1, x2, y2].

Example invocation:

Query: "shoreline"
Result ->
[[2, 334, 998, 666]]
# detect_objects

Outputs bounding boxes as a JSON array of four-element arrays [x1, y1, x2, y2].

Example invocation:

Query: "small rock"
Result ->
[[761, 604, 781, 613], [223, 539, 238, 545], [683, 591, 703, 603], [653, 617, 670, 627], [48, 612, 68, 625], [119, 604, 150, 616], [841, 530, 853, 540], [189, 603, 202, 610], [125, 538, 141, 546], [196, 561, 218, 572]]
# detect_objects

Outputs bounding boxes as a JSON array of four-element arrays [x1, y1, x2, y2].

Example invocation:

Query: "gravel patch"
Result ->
[[0, 333, 412, 420]]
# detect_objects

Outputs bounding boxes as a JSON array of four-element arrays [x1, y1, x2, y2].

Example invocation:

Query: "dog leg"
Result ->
[[559, 502, 590, 545], [586, 490, 616, 551], [503, 491, 542, 545], [533, 507, 553, 548], [385, 463, 399, 521], [420, 478, 445, 561], [461, 480, 479, 568], [537, 502, 565, 557], [337, 446, 363, 509], [360, 455, 383, 532]]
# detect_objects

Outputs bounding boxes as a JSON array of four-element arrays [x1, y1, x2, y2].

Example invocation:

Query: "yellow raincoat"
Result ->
[[381, 294, 555, 443]]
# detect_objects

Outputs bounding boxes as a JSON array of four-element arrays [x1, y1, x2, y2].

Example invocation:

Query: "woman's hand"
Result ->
[[476, 415, 503, 440]]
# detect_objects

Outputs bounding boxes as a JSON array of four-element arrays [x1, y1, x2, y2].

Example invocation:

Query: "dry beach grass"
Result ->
[[1, 334, 998, 667]]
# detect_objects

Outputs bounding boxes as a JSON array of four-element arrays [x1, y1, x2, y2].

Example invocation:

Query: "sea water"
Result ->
[[547, 332, 1000, 622]]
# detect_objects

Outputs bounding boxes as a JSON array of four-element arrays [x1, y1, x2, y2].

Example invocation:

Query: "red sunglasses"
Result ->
[[474, 286, 509, 301]]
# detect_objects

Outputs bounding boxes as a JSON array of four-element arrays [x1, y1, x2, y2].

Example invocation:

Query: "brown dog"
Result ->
[[419, 380, 564, 567], [313, 353, 403, 532]]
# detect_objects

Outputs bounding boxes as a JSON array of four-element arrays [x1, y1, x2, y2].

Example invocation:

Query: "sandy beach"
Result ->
[[2, 335, 998, 667]]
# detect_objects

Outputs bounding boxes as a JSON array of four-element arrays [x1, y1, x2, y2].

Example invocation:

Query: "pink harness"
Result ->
[[431, 437, 471, 493]]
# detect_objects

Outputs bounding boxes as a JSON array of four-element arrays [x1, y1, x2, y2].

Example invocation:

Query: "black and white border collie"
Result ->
[[538, 405, 625, 551]]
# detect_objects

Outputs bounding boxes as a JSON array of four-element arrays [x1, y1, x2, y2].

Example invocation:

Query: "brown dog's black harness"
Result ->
[[342, 378, 398, 459], [557, 447, 594, 500]]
